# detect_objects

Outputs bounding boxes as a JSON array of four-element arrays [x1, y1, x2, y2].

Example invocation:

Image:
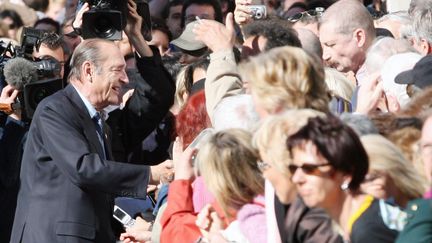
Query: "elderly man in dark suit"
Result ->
[[9, 25, 155, 243]]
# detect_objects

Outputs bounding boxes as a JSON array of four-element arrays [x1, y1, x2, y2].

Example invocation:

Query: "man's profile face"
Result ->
[[319, 21, 361, 73], [184, 4, 216, 25], [166, 4, 183, 39], [33, 44, 66, 77], [89, 43, 129, 108]]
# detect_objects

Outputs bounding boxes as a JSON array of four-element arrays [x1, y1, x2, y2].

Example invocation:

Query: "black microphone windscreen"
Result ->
[[3, 57, 37, 90]]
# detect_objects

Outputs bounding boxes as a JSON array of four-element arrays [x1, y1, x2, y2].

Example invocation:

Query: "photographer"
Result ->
[[0, 31, 65, 243]]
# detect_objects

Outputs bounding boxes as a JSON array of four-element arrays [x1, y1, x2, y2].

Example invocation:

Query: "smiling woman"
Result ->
[[287, 115, 399, 243]]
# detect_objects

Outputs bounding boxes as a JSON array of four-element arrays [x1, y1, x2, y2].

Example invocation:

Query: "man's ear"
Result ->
[[353, 28, 366, 48], [81, 61, 93, 83]]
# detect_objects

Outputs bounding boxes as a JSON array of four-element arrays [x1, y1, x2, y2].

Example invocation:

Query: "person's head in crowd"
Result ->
[[44, 0, 66, 24], [412, 7, 432, 55], [318, 0, 376, 74], [241, 18, 302, 58], [253, 109, 325, 204], [395, 55, 432, 90], [196, 128, 264, 218], [0, 9, 24, 40], [339, 113, 378, 136], [360, 134, 426, 207], [148, 17, 172, 57], [162, 0, 183, 39], [295, 28, 322, 59], [176, 90, 211, 148], [33, 32, 66, 77], [65, 0, 79, 20], [181, 0, 223, 28], [213, 94, 260, 132], [67, 39, 129, 110], [288, 6, 325, 36], [375, 11, 411, 40], [23, 0, 49, 13], [175, 57, 209, 107], [34, 17, 61, 34], [363, 37, 416, 82], [61, 16, 81, 58], [324, 67, 355, 102], [171, 20, 209, 64], [287, 115, 369, 220], [239, 46, 330, 117], [380, 52, 422, 113]]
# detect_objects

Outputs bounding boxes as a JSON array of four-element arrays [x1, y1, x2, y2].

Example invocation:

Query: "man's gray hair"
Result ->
[[68, 38, 111, 81], [213, 94, 260, 132], [364, 37, 416, 75], [413, 7, 432, 44]]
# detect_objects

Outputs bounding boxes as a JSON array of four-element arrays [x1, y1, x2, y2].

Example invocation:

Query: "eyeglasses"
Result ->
[[363, 171, 385, 183], [287, 7, 325, 23], [288, 162, 331, 175]]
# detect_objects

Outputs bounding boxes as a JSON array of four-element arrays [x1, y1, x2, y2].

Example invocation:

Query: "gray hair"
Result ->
[[339, 113, 378, 136], [68, 38, 111, 81], [364, 37, 417, 76], [213, 94, 260, 132], [413, 8, 432, 44]]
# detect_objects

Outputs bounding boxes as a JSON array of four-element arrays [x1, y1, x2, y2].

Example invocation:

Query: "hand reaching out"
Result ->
[[72, 2, 90, 30], [173, 137, 196, 181], [193, 13, 236, 53]]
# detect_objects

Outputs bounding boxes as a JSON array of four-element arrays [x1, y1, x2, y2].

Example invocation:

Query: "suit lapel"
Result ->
[[63, 85, 107, 159]]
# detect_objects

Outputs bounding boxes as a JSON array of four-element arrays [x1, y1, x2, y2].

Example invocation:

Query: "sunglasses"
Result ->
[[287, 7, 325, 22], [288, 162, 331, 175]]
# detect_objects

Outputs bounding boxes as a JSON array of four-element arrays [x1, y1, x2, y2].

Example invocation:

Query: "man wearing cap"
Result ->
[[171, 20, 209, 64], [395, 55, 432, 89]]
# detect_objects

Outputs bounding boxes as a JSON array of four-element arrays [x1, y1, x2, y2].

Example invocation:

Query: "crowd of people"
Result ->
[[1, 0, 432, 242]]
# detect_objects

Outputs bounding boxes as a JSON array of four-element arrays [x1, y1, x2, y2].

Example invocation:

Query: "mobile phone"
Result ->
[[187, 128, 214, 167], [113, 205, 135, 228]]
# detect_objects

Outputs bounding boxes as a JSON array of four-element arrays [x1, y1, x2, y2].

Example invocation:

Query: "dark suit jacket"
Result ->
[[10, 84, 150, 243]]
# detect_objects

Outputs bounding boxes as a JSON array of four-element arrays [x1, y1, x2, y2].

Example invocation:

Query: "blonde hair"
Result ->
[[197, 129, 264, 217], [324, 68, 355, 102], [253, 109, 325, 173], [239, 46, 330, 114], [361, 134, 427, 200], [174, 67, 188, 108]]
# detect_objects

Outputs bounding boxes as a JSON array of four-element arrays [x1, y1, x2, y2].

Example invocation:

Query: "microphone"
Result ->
[[3, 57, 38, 90]]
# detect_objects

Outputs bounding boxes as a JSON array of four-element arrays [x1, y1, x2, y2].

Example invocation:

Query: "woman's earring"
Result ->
[[341, 181, 349, 191]]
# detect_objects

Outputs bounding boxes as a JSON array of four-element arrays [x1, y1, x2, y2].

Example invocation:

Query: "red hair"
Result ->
[[176, 90, 211, 149]]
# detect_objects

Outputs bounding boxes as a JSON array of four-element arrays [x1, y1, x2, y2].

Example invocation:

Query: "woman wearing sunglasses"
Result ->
[[253, 110, 343, 243], [287, 115, 398, 243]]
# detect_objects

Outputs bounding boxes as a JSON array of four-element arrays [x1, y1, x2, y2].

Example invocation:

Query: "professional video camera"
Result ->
[[0, 27, 63, 122], [80, 0, 152, 41]]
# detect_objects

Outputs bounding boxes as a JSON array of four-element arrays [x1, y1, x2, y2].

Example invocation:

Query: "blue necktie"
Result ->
[[92, 112, 107, 159]]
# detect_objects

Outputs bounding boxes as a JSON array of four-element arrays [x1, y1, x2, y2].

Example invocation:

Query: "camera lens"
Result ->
[[94, 17, 115, 38], [256, 12, 263, 19]]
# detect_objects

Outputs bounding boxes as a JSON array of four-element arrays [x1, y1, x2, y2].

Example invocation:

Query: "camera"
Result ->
[[80, 0, 153, 41], [0, 28, 63, 122], [249, 5, 267, 20]]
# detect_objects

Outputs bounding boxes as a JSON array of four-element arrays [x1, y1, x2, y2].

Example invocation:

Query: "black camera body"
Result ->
[[0, 28, 63, 122], [82, 0, 127, 40], [81, 0, 152, 41]]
